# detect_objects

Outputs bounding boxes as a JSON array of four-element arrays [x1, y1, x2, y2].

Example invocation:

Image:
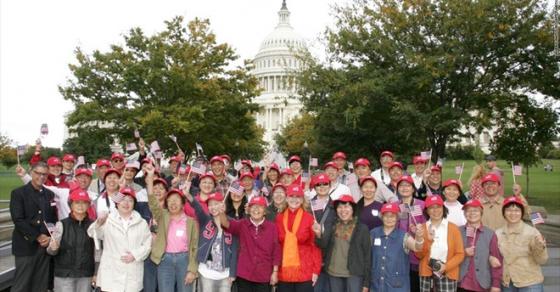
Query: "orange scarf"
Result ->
[[281, 208, 303, 279]]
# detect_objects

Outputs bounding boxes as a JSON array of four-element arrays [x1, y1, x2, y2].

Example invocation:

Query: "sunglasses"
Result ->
[[315, 183, 329, 187]]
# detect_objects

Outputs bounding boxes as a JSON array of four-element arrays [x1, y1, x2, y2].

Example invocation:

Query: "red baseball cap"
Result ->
[[334, 194, 355, 204], [125, 161, 140, 170], [280, 168, 293, 177], [502, 196, 524, 207], [75, 168, 93, 177], [111, 153, 124, 161], [62, 154, 76, 162], [359, 176, 377, 187], [210, 155, 225, 164], [286, 185, 304, 197], [170, 156, 182, 163], [481, 174, 501, 185], [312, 173, 330, 188], [332, 152, 347, 160], [462, 199, 483, 210], [69, 189, 91, 203], [413, 156, 428, 164], [47, 156, 62, 166], [380, 151, 394, 158], [119, 187, 136, 199], [96, 159, 111, 168], [443, 179, 462, 191], [381, 203, 400, 214], [178, 165, 191, 175], [141, 157, 154, 166], [241, 160, 252, 168], [389, 161, 404, 170], [239, 172, 254, 181], [271, 183, 287, 193], [207, 192, 224, 202], [397, 175, 415, 187], [199, 173, 217, 184], [430, 165, 442, 173], [221, 154, 231, 162], [103, 168, 122, 181], [165, 188, 184, 200], [288, 155, 301, 164], [153, 178, 169, 189], [248, 196, 268, 207], [323, 161, 338, 170], [269, 163, 280, 172], [354, 158, 371, 167], [425, 195, 444, 208]]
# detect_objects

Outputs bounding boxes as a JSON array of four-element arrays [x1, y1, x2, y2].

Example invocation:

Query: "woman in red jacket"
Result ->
[[276, 184, 322, 292]]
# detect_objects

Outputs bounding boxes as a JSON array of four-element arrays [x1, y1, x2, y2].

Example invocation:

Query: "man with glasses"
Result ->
[[110, 152, 126, 172], [10, 162, 58, 292]]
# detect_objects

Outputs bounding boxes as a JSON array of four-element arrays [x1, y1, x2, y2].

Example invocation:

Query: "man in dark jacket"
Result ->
[[10, 161, 58, 292]]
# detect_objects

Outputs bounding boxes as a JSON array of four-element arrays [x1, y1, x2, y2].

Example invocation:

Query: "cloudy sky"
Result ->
[[0, 0, 342, 147]]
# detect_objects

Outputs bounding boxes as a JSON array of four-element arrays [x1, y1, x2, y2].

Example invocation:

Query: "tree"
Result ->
[[492, 95, 559, 195], [62, 130, 112, 163], [60, 17, 265, 161], [298, 0, 558, 162], [0, 135, 17, 169], [274, 113, 321, 158]]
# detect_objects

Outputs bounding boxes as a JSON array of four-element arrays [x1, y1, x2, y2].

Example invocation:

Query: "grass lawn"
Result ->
[[1, 160, 560, 213]]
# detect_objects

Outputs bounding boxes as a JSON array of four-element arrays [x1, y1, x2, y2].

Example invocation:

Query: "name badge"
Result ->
[[176, 230, 185, 237], [371, 209, 379, 217], [374, 238, 381, 246]]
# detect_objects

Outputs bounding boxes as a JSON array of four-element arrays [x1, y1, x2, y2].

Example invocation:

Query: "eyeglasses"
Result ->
[[32, 170, 48, 177]]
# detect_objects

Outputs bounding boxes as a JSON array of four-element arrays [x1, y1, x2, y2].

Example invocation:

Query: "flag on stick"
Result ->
[[76, 156, 86, 167], [466, 226, 476, 238], [150, 141, 160, 153], [420, 150, 432, 160], [227, 181, 244, 196], [191, 161, 207, 175], [531, 212, 545, 225], [40, 123, 49, 135], [513, 165, 523, 176], [17, 145, 26, 156], [310, 158, 318, 167]]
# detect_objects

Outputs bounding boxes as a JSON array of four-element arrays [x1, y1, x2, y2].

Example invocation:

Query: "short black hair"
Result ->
[[333, 201, 357, 217], [502, 201, 525, 218], [423, 204, 449, 219], [164, 192, 186, 209]]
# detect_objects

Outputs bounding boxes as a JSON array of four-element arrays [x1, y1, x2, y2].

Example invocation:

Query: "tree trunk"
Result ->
[[525, 165, 529, 198]]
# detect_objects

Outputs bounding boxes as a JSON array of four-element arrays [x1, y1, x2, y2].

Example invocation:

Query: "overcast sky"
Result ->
[[0, 0, 343, 147]]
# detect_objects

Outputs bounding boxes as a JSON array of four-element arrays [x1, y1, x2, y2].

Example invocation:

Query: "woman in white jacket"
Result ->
[[88, 187, 152, 292]]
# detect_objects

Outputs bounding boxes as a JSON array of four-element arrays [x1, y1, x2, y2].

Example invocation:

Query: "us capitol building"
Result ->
[[251, 0, 306, 148]]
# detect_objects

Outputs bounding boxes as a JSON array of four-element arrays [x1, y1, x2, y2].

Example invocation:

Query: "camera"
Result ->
[[429, 258, 443, 271]]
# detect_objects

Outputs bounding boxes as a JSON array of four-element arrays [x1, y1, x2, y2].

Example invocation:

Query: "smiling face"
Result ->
[[49, 164, 62, 176], [231, 191, 245, 203], [334, 158, 346, 170], [199, 177, 215, 194], [123, 167, 138, 180], [361, 180, 376, 200], [414, 161, 426, 174], [287, 195, 303, 210], [290, 161, 302, 175], [75, 173, 92, 189], [62, 160, 74, 172], [389, 167, 403, 182], [427, 205, 444, 221], [444, 185, 460, 202], [382, 212, 398, 228], [280, 174, 294, 185], [31, 166, 49, 188], [104, 173, 120, 192], [355, 165, 370, 177], [71, 200, 90, 216], [464, 206, 482, 224], [249, 204, 266, 221], [210, 161, 224, 177], [314, 181, 330, 196], [153, 183, 167, 202], [207, 199, 224, 217], [166, 193, 184, 215], [483, 181, 499, 197], [241, 176, 254, 190], [117, 195, 135, 216], [428, 171, 442, 185], [272, 188, 286, 206], [380, 155, 393, 169], [325, 167, 338, 182], [267, 169, 279, 182], [336, 202, 354, 222], [397, 181, 414, 198], [111, 158, 125, 170], [504, 204, 523, 224]]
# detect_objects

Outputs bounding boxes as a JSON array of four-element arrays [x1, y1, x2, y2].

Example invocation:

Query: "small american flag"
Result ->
[[154, 151, 163, 159], [466, 226, 476, 238], [513, 165, 523, 176], [310, 158, 319, 167], [311, 199, 327, 211], [227, 181, 244, 195], [261, 186, 270, 197], [126, 143, 137, 151], [302, 172, 310, 182], [150, 141, 160, 153], [112, 192, 126, 203], [134, 129, 140, 138], [16, 145, 26, 156], [455, 165, 463, 175], [531, 212, 545, 225], [76, 156, 85, 166], [168, 135, 177, 143], [420, 150, 432, 160], [191, 162, 207, 175], [410, 205, 423, 217]]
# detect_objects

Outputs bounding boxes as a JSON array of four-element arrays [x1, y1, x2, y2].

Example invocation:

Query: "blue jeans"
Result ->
[[144, 258, 158, 292], [314, 272, 330, 292], [328, 275, 363, 292], [157, 252, 192, 292], [502, 282, 544, 292]]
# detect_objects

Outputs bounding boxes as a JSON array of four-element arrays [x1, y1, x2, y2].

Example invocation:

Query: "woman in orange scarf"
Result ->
[[276, 184, 322, 292]]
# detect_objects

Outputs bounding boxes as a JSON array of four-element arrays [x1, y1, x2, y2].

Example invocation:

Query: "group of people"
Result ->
[[9, 141, 549, 292]]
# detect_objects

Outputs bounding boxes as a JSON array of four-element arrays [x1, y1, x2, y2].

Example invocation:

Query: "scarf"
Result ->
[[281, 208, 303, 278]]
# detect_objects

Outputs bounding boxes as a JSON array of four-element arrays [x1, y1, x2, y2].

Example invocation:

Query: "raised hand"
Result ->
[[15, 165, 26, 177]]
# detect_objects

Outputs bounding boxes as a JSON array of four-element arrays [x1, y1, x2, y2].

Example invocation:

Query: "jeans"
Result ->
[[328, 275, 363, 292], [314, 272, 330, 292], [144, 257, 158, 292], [199, 274, 231, 292], [157, 252, 192, 292], [54, 276, 91, 292], [502, 281, 544, 292]]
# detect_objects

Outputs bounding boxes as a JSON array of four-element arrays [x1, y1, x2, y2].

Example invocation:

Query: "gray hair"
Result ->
[[31, 161, 48, 171]]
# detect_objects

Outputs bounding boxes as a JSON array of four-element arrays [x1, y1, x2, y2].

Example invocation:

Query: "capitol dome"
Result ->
[[251, 0, 307, 147]]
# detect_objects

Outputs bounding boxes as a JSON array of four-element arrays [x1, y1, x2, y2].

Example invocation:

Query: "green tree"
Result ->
[[62, 130, 112, 163], [0, 135, 17, 169], [60, 17, 265, 161], [492, 95, 559, 195], [274, 113, 321, 158], [299, 0, 558, 162]]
